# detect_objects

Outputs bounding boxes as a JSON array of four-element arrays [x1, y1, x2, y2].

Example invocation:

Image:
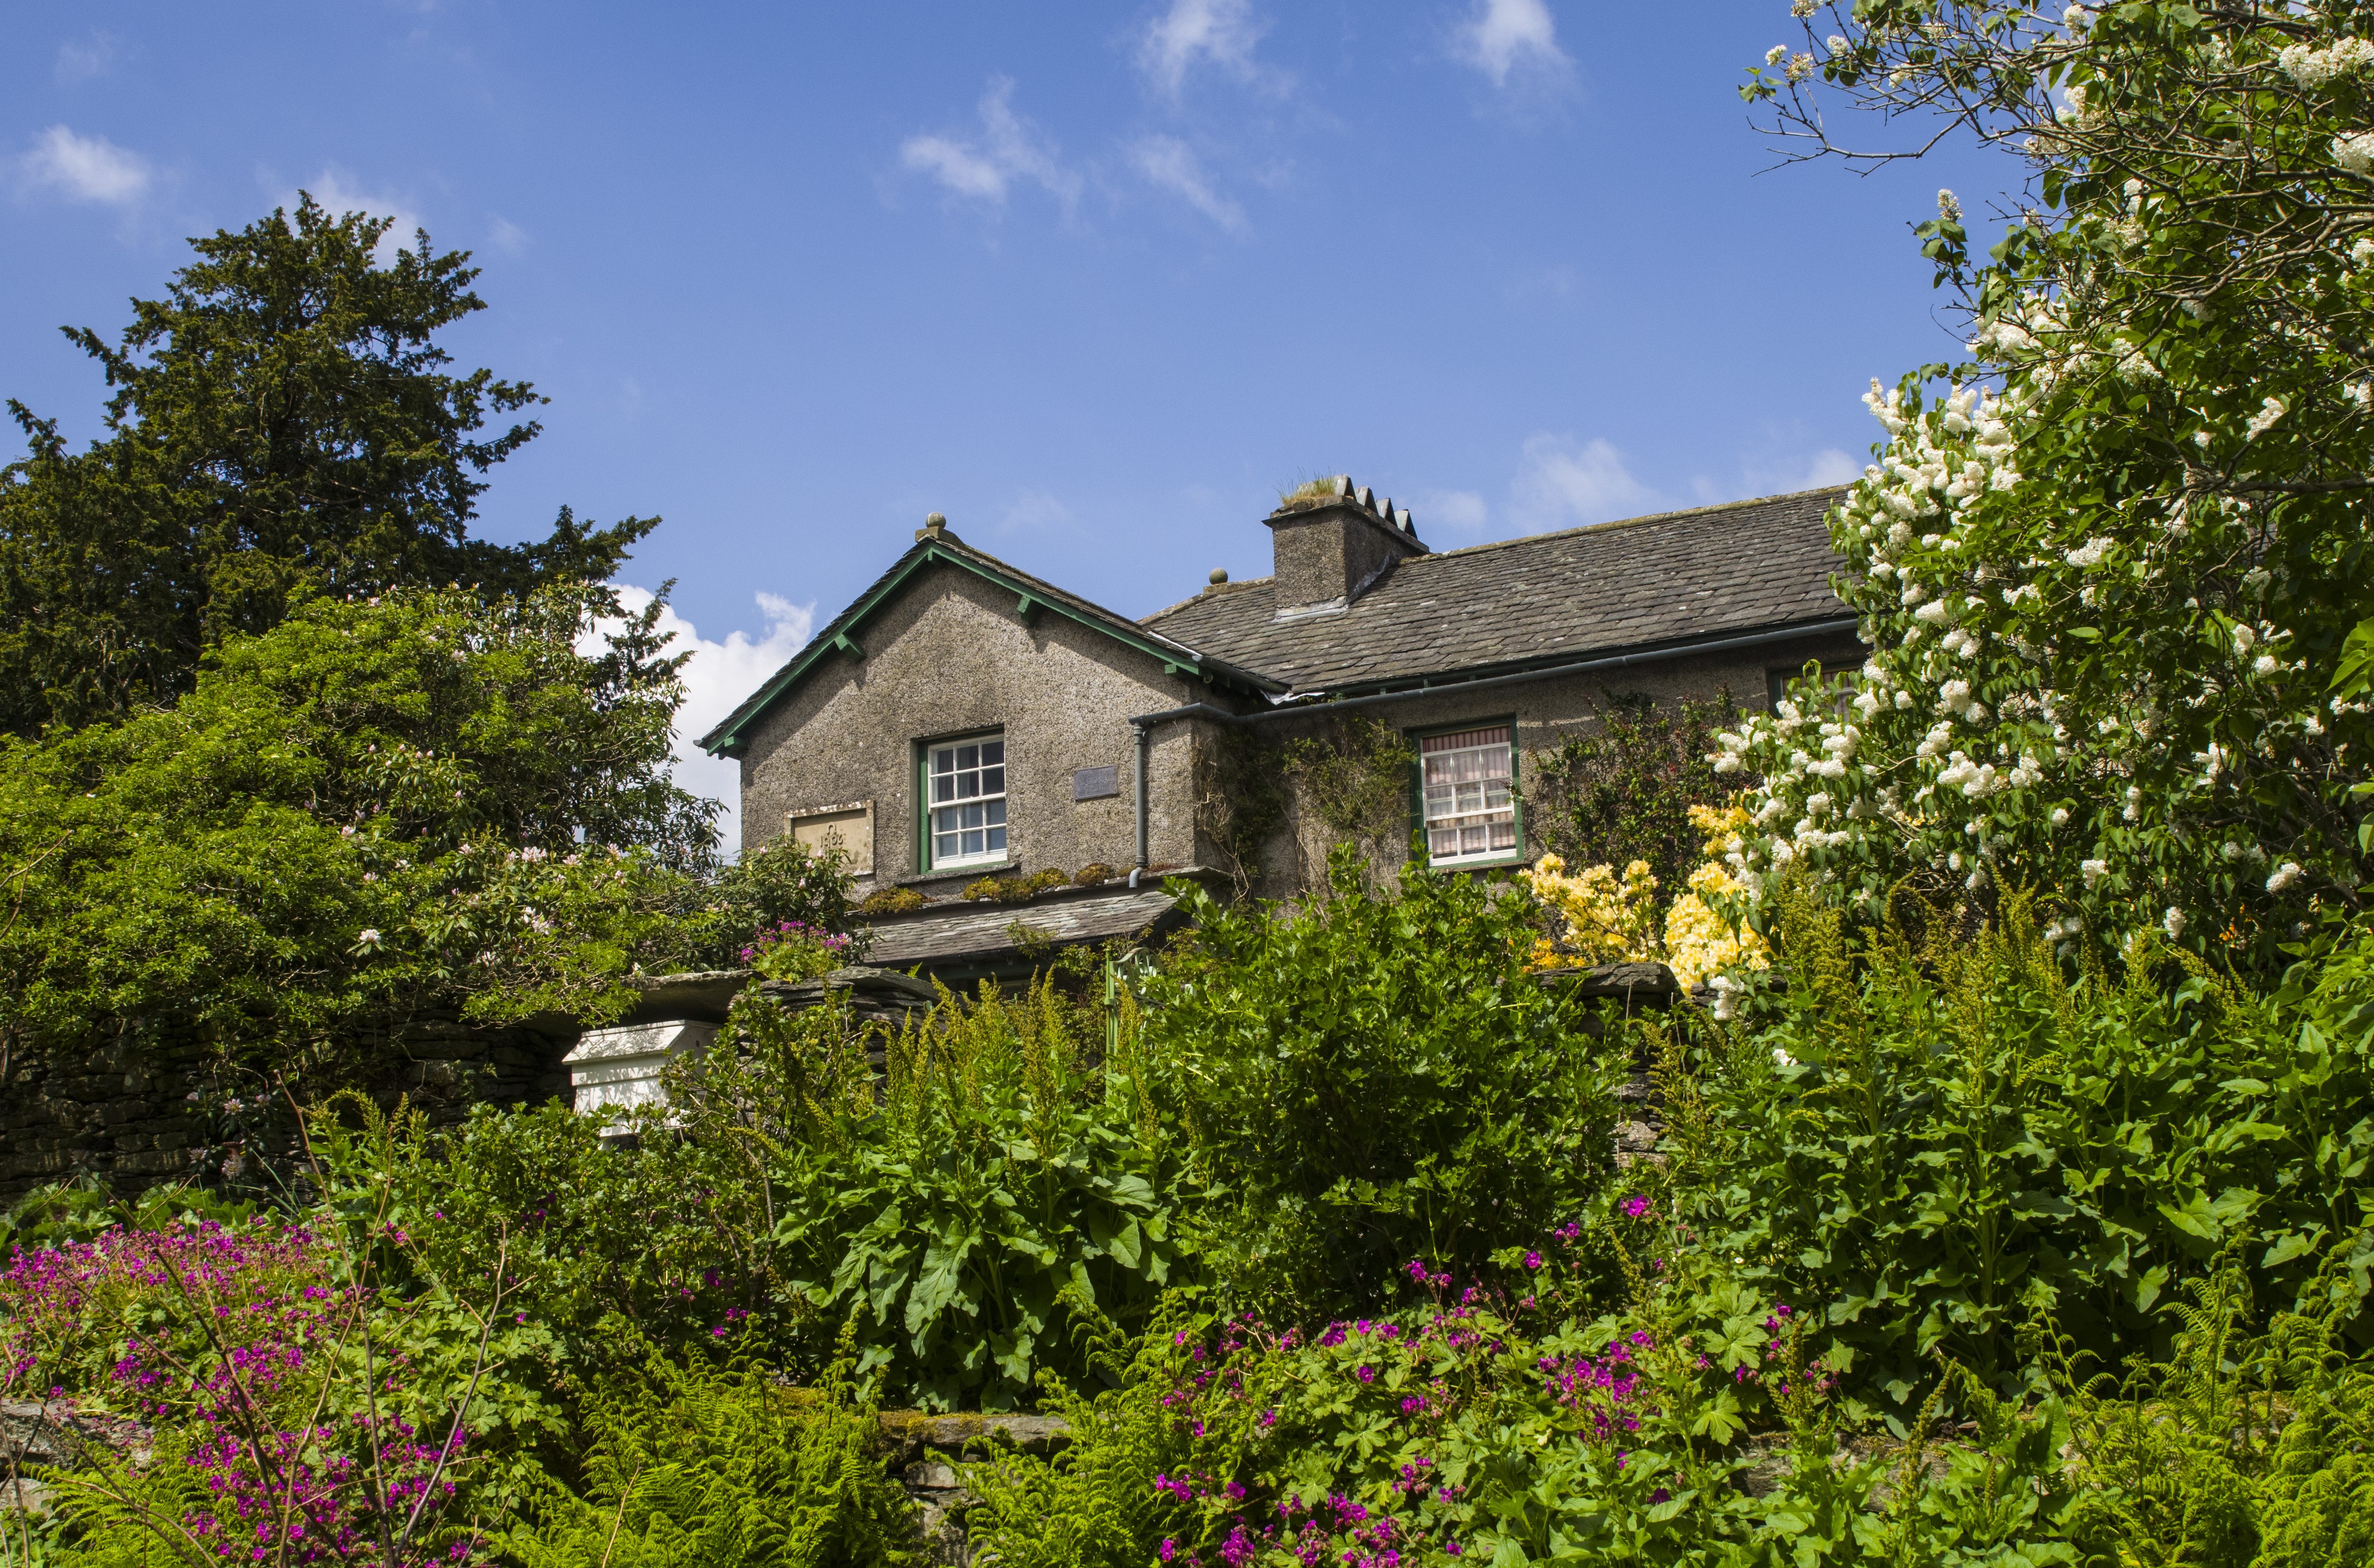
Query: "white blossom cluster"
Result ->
[[1706, 354, 2344, 947], [2279, 37, 2374, 88]]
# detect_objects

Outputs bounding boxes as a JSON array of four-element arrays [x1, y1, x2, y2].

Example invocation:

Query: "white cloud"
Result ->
[[487, 214, 530, 257], [276, 170, 424, 263], [999, 490, 1074, 533], [1453, 0, 1569, 87], [605, 586, 816, 855], [1412, 488, 1490, 533], [1511, 434, 1657, 529], [1797, 448, 1863, 487], [17, 125, 149, 205], [1131, 135, 1246, 231], [1136, 0, 1278, 97], [901, 77, 1080, 211], [1709, 446, 1865, 504], [55, 33, 116, 84]]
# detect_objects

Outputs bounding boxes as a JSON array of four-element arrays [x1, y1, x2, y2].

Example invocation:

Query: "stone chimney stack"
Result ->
[[1263, 476, 1425, 617]]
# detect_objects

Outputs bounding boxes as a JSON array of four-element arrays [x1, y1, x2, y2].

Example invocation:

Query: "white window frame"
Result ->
[[925, 733, 1009, 870], [1421, 724, 1519, 867]]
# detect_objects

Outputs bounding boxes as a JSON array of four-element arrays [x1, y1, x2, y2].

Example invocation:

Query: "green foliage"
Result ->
[[670, 976, 1195, 1411], [1280, 716, 1420, 873], [0, 584, 718, 1091], [685, 838, 862, 969], [960, 1322, 1203, 1568], [973, 1241, 2087, 1568], [308, 1095, 768, 1373], [1523, 690, 1745, 895], [502, 1333, 916, 1568], [1073, 863, 1118, 887], [0, 197, 650, 736], [1140, 846, 1621, 1316], [1193, 727, 1289, 895], [857, 886, 927, 916], [1659, 888, 2374, 1415], [0, 1181, 260, 1260], [2047, 1246, 2374, 1568], [960, 870, 1067, 904]]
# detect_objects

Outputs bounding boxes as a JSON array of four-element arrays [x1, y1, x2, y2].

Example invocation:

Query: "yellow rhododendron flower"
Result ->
[[1519, 856, 1660, 968], [1518, 801, 1770, 986]]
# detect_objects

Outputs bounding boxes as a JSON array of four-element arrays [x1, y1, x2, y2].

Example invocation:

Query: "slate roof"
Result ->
[[1141, 487, 1854, 696], [862, 885, 1192, 972]]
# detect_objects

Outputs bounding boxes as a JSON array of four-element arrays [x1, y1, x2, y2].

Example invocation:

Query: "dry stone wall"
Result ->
[[0, 1009, 577, 1206]]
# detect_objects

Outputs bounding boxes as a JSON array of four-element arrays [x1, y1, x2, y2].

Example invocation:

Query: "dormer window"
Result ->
[[1421, 724, 1518, 865], [927, 734, 1008, 868]]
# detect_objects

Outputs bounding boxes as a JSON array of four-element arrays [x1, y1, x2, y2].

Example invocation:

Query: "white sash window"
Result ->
[[1421, 725, 1517, 865], [928, 736, 1007, 867]]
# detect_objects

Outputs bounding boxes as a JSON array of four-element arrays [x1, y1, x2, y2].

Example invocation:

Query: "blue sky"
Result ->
[[4, 1, 1998, 846]]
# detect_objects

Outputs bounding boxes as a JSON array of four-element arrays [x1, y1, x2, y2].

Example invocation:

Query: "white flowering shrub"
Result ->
[[1728, 1, 2374, 960]]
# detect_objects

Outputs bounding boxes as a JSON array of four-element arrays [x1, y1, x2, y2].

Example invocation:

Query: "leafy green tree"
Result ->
[[1720, 2, 2374, 966], [0, 196, 652, 735], [0, 583, 720, 1091]]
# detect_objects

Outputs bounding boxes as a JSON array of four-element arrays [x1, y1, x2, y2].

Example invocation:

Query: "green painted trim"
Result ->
[[701, 542, 1229, 756], [913, 741, 930, 876], [1404, 714, 1523, 872], [1015, 592, 1044, 625]]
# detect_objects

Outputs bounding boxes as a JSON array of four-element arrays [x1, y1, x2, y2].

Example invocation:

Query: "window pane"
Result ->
[[933, 775, 952, 803], [987, 824, 1007, 851], [957, 744, 978, 770], [985, 799, 1007, 827], [982, 740, 1003, 766], [981, 765, 1004, 795]]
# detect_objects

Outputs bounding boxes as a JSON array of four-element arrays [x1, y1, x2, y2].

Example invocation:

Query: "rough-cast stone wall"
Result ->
[[1224, 629, 1865, 900], [0, 1011, 578, 1207], [736, 559, 1230, 893]]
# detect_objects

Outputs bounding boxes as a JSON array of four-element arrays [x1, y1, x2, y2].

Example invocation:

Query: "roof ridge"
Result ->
[[1142, 576, 1275, 625], [1414, 485, 1849, 567]]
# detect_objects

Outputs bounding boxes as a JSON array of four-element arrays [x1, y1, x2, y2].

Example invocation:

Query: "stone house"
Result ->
[[698, 480, 1862, 979]]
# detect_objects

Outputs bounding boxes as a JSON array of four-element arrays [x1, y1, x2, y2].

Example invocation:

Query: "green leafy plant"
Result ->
[[857, 886, 926, 916], [1657, 886, 2374, 1418], [1727, 5, 2374, 962], [502, 1328, 916, 1568], [0, 584, 715, 1103], [669, 975, 1196, 1410], [1139, 845, 1622, 1317]]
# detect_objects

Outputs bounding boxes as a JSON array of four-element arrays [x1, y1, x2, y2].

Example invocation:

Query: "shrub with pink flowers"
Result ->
[[961, 1208, 2056, 1568], [3, 1214, 504, 1566]]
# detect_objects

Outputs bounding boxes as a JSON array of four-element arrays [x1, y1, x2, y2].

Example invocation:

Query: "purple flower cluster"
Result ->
[[737, 919, 854, 965], [5, 1222, 485, 1565]]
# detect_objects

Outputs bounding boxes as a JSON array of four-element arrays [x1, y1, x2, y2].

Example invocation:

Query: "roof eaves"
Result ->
[[1272, 611, 1864, 702]]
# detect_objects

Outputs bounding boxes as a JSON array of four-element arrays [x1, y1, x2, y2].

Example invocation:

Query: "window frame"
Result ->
[[916, 730, 1012, 873], [1409, 717, 1524, 870]]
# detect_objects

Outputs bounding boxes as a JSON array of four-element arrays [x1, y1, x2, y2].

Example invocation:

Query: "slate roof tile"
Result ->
[[1141, 487, 1853, 694]]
